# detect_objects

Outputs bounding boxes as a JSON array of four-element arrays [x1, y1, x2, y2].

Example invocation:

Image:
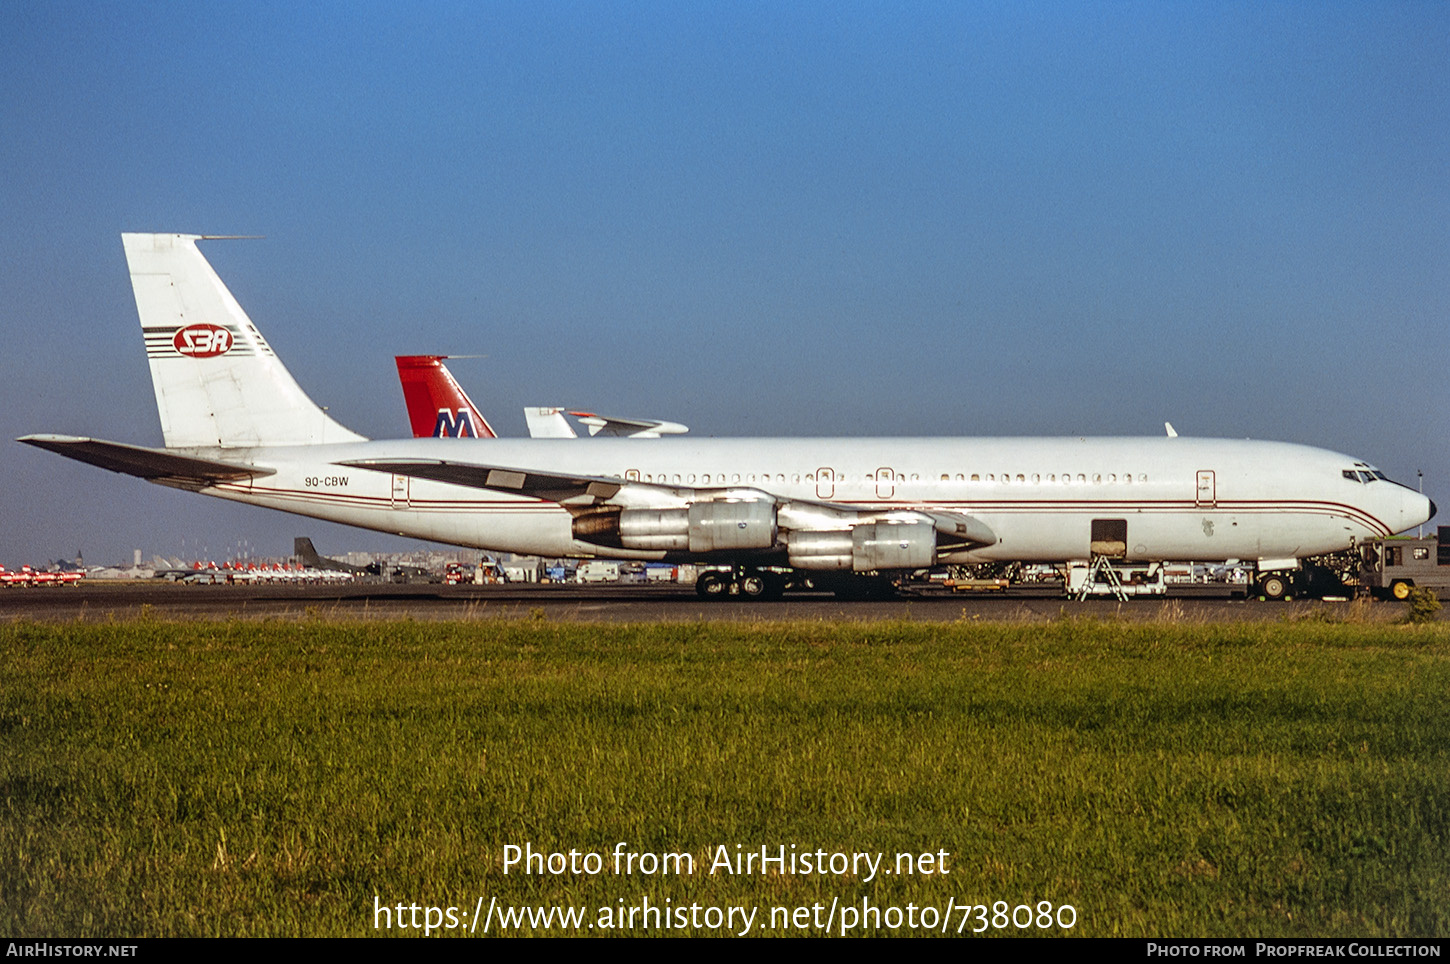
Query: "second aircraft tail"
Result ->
[[395, 355, 497, 438]]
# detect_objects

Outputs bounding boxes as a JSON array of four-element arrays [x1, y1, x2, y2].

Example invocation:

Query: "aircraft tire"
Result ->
[[696, 571, 729, 598], [738, 573, 768, 599], [1259, 573, 1290, 601]]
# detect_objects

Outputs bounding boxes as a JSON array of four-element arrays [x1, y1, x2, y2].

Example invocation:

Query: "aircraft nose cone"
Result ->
[[1430, 500, 1438, 522]]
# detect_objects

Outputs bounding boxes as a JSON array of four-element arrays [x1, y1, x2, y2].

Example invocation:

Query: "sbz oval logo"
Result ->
[[173, 324, 233, 357]]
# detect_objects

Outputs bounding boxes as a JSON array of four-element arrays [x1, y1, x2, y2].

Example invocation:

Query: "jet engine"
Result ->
[[786, 521, 937, 571], [574, 500, 778, 553]]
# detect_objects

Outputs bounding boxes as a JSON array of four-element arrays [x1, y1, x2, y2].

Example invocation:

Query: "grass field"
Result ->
[[2, 614, 1447, 937]]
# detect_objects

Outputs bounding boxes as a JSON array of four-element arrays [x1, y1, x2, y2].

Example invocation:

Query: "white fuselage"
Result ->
[[194, 435, 1429, 565]]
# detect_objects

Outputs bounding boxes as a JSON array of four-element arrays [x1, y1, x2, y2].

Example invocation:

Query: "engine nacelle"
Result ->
[[785, 530, 854, 570], [787, 522, 937, 571], [617, 508, 689, 550], [614, 501, 778, 553], [687, 500, 778, 552]]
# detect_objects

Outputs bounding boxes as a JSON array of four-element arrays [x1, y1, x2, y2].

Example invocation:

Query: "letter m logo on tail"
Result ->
[[433, 408, 479, 438]]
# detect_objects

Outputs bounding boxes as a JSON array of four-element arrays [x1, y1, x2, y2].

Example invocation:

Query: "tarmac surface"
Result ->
[[0, 580, 1424, 623]]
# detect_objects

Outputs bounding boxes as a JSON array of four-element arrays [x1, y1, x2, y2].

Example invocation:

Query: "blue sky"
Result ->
[[3, 1, 1446, 564]]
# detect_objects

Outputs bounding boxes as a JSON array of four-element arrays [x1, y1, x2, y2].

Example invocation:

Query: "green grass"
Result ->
[[2, 617, 1447, 936]]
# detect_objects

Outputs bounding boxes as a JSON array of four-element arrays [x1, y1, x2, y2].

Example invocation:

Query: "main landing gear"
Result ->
[[694, 568, 900, 601], [694, 567, 787, 600]]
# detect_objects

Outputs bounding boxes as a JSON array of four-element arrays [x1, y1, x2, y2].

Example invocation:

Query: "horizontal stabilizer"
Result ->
[[17, 435, 273, 489], [570, 412, 689, 437]]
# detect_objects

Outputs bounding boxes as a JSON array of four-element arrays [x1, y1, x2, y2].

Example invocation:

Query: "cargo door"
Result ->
[[1091, 518, 1128, 558], [391, 473, 411, 509]]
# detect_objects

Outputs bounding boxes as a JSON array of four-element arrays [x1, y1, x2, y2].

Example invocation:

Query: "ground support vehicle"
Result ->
[[1357, 528, 1450, 601], [1064, 559, 1167, 600]]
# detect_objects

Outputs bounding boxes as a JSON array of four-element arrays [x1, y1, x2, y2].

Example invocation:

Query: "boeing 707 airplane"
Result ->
[[19, 234, 1435, 599]]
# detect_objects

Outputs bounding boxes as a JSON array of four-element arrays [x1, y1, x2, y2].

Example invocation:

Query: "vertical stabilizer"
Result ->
[[395, 355, 498, 438], [294, 537, 323, 567], [523, 406, 579, 438], [123, 233, 366, 448]]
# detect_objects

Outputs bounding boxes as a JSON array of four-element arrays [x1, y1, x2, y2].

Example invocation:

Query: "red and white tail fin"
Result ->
[[395, 355, 497, 439]]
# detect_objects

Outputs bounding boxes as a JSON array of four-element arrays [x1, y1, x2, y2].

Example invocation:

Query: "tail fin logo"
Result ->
[[432, 409, 478, 438], [172, 324, 234, 358]]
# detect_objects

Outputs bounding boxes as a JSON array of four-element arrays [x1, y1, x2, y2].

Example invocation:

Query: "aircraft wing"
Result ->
[[17, 435, 274, 489], [340, 458, 626, 503], [341, 457, 996, 546]]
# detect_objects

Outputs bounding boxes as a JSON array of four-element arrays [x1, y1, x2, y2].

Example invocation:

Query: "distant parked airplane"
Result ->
[[293, 536, 374, 576]]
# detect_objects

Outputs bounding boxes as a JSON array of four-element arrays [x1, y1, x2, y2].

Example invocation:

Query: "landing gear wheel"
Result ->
[[738, 573, 768, 599], [1259, 574, 1290, 601], [696, 571, 729, 598], [1391, 580, 1413, 602]]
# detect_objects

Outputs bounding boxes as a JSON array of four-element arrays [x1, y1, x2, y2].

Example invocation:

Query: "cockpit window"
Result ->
[[1348, 467, 1404, 486]]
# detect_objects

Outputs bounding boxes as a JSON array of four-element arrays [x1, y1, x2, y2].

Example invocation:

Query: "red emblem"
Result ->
[[173, 324, 234, 357]]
